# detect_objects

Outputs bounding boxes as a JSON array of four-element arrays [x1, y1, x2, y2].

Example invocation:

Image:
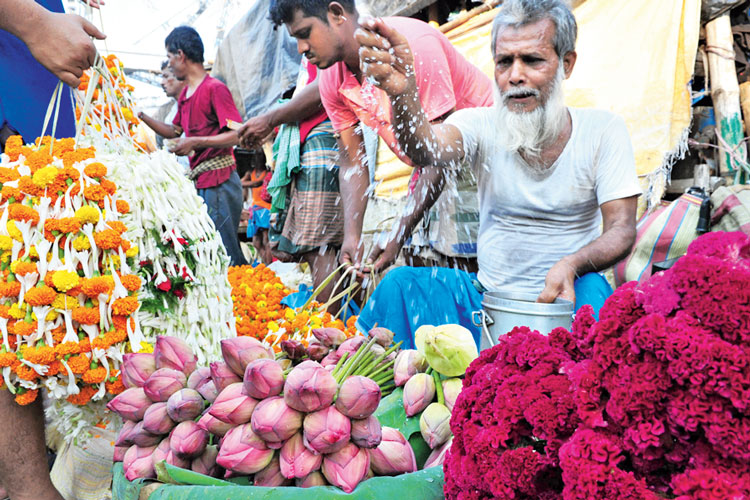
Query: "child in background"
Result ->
[[242, 149, 273, 264]]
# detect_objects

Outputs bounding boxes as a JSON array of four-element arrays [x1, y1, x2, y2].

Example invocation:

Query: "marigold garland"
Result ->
[[0, 135, 141, 408]]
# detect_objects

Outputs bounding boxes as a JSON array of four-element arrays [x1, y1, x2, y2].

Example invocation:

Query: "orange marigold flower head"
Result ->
[[83, 162, 107, 179], [100, 179, 116, 195], [111, 295, 138, 316], [111, 314, 135, 332], [115, 199, 130, 214], [81, 276, 114, 298], [1, 186, 24, 204], [15, 389, 39, 406], [61, 148, 95, 168], [8, 204, 40, 225], [46, 360, 63, 377], [106, 377, 125, 395], [72, 306, 99, 325], [0, 304, 10, 319], [107, 221, 127, 235], [16, 364, 39, 381], [17, 176, 43, 197], [14, 262, 38, 277], [51, 138, 75, 158], [3, 136, 23, 153], [12, 321, 37, 336], [56, 217, 81, 234], [24, 285, 56, 306], [66, 354, 89, 374], [67, 385, 96, 405], [54, 341, 80, 357], [83, 185, 106, 203], [119, 275, 141, 292], [78, 337, 91, 353], [0, 281, 21, 297], [23, 345, 55, 365], [0, 167, 20, 183], [50, 326, 65, 344], [120, 239, 131, 252], [24, 150, 53, 173], [0, 352, 17, 367], [82, 366, 107, 384], [93, 229, 121, 250]]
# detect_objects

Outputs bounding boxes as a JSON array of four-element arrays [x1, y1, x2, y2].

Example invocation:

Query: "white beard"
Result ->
[[494, 64, 568, 168]]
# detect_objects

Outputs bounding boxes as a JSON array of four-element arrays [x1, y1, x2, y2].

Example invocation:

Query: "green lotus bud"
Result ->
[[419, 403, 452, 449], [420, 324, 477, 377]]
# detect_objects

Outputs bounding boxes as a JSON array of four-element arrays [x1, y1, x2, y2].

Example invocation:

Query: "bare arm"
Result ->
[[239, 81, 324, 149], [337, 126, 370, 267], [355, 18, 464, 168], [1, 0, 106, 87], [537, 196, 638, 303], [138, 112, 180, 139]]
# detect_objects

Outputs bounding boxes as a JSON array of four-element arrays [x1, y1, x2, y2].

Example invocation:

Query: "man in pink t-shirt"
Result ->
[[140, 26, 246, 266], [269, 0, 494, 272]]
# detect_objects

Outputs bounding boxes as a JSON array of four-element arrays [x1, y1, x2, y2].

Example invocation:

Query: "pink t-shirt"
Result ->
[[298, 61, 328, 144], [173, 75, 242, 189], [318, 16, 494, 166]]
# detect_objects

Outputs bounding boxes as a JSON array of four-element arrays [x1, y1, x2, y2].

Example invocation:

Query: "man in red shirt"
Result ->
[[140, 26, 246, 266]]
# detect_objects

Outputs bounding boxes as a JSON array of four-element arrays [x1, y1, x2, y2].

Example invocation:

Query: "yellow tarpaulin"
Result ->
[[446, 0, 702, 206]]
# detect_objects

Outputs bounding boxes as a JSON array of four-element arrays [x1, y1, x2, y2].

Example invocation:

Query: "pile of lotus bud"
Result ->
[[392, 324, 479, 468], [109, 329, 419, 493]]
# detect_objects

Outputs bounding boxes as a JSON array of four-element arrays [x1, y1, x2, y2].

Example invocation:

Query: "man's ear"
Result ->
[[327, 2, 349, 24], [562, 51, 577, 79]]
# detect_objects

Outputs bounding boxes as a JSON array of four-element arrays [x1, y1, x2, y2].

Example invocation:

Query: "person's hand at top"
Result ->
[[81, 0, 105, 8], [23, 9, 106, 87], [238, 115, 273, 150], [354, 18, 416, 98]]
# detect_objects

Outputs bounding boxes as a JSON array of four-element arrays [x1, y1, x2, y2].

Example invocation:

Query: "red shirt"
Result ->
[[173, 75, 242, 188], [298, 61, 328, 144]]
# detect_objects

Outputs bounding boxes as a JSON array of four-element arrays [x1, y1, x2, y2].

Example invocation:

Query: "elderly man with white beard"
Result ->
[[353, 0, 642, 348]]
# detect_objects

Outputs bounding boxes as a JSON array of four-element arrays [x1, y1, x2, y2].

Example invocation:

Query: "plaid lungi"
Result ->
[[188, 154, 235, 181], [272, 120, 343, 254]]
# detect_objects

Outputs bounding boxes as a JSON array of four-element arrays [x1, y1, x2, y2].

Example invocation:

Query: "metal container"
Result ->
[[472, 291, 574, 351]]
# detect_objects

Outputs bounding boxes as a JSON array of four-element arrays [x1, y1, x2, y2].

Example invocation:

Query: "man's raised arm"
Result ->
[[354, 19, 464, 168]]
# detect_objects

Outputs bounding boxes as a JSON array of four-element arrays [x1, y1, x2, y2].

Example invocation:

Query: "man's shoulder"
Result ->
[[571, 107, 626, 131], [384, 17, 444, 47], [204, 75, 231, 92]]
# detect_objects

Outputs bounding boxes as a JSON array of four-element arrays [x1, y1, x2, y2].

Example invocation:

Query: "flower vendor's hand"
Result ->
[[537, 258, 577, 305], [27, 11, 106, 88], [355, 18, 416, 97], [365, 237, 401, 274], [340, 236, 365, 273], [168, 137, 198, 156], [81, 0, 104, 8], [238, 115, 273, 150]]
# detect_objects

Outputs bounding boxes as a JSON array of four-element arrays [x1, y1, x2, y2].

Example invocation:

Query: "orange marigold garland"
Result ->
[[0, 135, 141, 410]]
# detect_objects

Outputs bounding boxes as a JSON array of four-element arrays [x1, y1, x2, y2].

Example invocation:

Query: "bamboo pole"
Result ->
[[440, 0, 501, 34], [706, 14, 747, 176]]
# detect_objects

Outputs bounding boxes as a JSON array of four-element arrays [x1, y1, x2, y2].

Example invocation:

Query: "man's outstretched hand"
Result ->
[[26, 11, 106, 87], [355, 18, 416, 97], [537, 257, 577, 305]]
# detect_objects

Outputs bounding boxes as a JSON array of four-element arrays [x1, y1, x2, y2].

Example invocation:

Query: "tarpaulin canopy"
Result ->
[[445, 0, 702, 206], [211, 0, 301, 120]]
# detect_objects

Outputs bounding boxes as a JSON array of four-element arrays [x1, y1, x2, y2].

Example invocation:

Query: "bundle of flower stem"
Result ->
[[331, 336, 401, 397]]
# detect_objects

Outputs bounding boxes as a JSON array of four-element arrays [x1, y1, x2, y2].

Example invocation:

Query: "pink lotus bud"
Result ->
[[191, 445, 220, 477], [312, 327, 347, 347], [321, 442, 370, 493], [370, 344, 386, 358], [115, 419, 138, 447], [131, 421, 162, 447], [283, 361, 337, 413], [254, 456, 293, 487], [336, 336, 366, 358], [166, 449, 191, 469], [335, 375, 381, 419], [123, 445, 157, 481], [170, 421, 208, 460], [302, 405, 351, 455], [296, 471, 327, 488], [113, 445, 128, 463], [423, 436, 453, 469], [402, 372, 435, 417], [281, 339, 306, 360], [350, 415, 382, 449], [320, 351, 341, 368], [210, 361, 242, 392], [220, 337, 272, 377], [306, 340, 329, 361], [419, 402, 452, 449], [197, 411, 233, 437], [393, 350, 428, 386], [442, 378, 462, 413], [154, 336, 197, 375], [167, 388, 204, 422], [216, 423, 274, 474], [142, 402, 176, 435], [251, 396, 303, 445], [151, 437, 172, 465], [368, 327, 394, 347], [243, 358, 284, 400], [188, 367, 218, 402], [369, 427, 417, 476], [107, 387, 152, 421], [143, 368, 187, 402], [280, 433, 323, 479], [209, 383, 258, 425], [121, 353, 156, 388]]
